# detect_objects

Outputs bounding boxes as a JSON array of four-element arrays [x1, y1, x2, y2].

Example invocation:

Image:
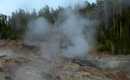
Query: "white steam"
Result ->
[[24, 18, 51, 46], [14, 8, 96, 80], [60, 9, 89, 57]]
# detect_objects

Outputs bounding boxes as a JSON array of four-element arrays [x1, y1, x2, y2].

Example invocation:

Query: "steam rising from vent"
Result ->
[[14, 8, 96, 80], [60, 9, 89, 57], [24, 18, 51, 46], [24, 8, 96, 58]]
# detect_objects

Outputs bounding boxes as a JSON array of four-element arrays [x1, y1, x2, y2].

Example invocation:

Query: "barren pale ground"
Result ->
[[0, 40, 130, 80]]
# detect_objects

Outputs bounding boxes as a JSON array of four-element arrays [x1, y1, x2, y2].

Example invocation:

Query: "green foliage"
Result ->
[[0, 15, 16, 39], [9, 9, 32, 39], [0, 7, 62, 40], [39, 6, 63, 24], [96, 0, 130, 54]]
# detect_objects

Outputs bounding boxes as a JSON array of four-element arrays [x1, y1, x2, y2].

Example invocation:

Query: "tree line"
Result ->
[[0, 0, 130, 54], [96, 0, 130, 54]]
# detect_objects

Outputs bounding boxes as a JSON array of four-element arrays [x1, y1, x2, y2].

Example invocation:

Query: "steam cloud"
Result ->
[[25, 8, 96, 58], [14, 8, 96, 80], [60, 9, 89, 57]]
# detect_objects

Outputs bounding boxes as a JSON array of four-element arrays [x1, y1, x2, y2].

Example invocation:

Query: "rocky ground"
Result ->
[[0, 40, 130, 80]]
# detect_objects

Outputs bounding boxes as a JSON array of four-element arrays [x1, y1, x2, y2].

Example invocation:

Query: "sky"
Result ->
[[0, 0, 96, 15]]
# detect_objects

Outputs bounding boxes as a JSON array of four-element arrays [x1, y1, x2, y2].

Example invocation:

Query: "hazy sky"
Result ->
[[0, 0, 96, 15]]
